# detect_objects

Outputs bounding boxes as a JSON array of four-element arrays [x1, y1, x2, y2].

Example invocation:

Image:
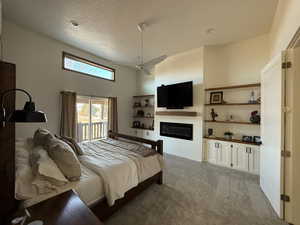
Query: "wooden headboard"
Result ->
[[0, 61, 17, 223]]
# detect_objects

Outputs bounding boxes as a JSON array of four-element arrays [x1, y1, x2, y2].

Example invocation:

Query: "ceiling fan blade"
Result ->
[[141, 55, 167, 68], [142, 68, 152, 75]]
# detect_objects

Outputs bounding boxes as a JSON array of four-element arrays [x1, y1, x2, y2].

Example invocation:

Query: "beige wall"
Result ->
[[204, 34, 270, 88], [269, 0, 300, 57], [3, 21, 137, 138]]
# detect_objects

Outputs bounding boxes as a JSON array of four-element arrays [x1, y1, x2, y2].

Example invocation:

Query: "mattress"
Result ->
[[20, 138, 163, 208], [22, 164, 105, 208]]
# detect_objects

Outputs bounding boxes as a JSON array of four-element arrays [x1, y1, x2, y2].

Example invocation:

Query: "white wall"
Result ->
[[261, 1, 300, 218], [2, 21, 137, 138], [154, 48, 204, 161], [204, 34, 270, 87], [269, 0, 300, 57], [136, 36, 270, 161], [203, 35, 269, 140], [136, 48, 204, 162]]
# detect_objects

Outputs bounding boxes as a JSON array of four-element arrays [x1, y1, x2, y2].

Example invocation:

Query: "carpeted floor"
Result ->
[[106, 154, 287, 225]]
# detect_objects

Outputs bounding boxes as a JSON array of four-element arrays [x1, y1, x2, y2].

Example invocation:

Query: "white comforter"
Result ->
[[79, 140, 163, 206]]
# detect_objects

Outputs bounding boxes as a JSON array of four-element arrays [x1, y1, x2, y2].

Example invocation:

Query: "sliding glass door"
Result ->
[[76, 96, 108, 142]]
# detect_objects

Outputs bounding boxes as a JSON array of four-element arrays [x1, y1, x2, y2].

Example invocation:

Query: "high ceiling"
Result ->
[[3, 0, 278, 67]]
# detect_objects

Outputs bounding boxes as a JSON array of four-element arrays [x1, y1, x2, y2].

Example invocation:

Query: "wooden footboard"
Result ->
[[90, 131, 164, 221], [108, 131, 163, 155], [90, 171, 163, 221]]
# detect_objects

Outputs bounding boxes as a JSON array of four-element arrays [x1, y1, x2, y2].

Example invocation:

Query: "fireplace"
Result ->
[[160, 122, 193, 140]]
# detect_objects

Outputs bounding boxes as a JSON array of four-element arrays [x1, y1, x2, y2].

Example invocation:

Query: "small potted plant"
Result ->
[[224, 131, 234, 140]]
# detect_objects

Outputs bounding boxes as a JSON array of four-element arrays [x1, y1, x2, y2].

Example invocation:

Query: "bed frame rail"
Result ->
[[108, 130, 163, 155]]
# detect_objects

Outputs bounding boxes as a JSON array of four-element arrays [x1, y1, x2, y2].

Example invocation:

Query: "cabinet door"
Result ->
[[232, 144, 249, 172], [207, 140, 217, 164], [248, 146, 260, 175], [217, 142, 231, 167]]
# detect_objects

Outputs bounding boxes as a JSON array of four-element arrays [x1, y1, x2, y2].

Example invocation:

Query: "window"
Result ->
[[63, 52, 115, 81], [76, 96, 109, 141]]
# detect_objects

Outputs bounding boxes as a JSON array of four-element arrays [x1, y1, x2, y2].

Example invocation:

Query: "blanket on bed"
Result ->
[[78, 139, 163, 206]]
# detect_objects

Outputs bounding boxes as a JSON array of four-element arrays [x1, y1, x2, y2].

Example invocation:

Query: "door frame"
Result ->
[[282, 26, 300, 223]]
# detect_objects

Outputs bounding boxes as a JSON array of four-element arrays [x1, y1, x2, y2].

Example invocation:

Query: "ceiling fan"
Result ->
[[136, 23, 167, 75]]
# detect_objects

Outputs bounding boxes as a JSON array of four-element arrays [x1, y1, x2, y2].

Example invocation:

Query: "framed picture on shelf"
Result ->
[[210, 91, 223, 104]]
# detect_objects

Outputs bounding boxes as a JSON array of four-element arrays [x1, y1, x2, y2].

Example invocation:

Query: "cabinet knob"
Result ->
[[246, 147, 252, 153]]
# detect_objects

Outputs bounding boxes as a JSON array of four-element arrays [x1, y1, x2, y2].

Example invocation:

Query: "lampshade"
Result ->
[[8, 110, 47, 123]]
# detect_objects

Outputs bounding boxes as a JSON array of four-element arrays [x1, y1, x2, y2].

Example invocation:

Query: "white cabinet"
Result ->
[[216, 142, 231, 167], [206, 139, 260, 175], [247, 145, 260, 174], [207, 141, 231, 167], [207, 140, 217, 164], [231, 144, 249, 172]]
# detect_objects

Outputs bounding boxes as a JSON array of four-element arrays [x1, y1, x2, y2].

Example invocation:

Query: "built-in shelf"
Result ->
[[205, 103, 260, 106], [133, 116, 154, 119], [133, 94, 155, 98], [203, 136, 261, 146], [155, 111, 197, 117], [131, 127, 154, 131], [205, 83, 260, 91], [133, 105, 155, 108], [204, 120, 260, 125]]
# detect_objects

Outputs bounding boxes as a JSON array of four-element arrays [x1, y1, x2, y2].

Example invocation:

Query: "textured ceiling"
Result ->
[[3, 0, 278, 67]]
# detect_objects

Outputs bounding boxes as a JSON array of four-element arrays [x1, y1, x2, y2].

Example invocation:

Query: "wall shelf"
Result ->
[[131, 127, 154, 131], [205, 103, 260, 106], [203, 136, 261, 146], [205, 83, 260, 91], [133, 94, 155, 98], [133, 105, 155, 108], [204, 120, 260, 125], [156, 111, 197, 117]]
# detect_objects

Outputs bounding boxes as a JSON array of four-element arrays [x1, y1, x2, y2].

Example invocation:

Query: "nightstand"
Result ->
[[8, 190, 104, 225]]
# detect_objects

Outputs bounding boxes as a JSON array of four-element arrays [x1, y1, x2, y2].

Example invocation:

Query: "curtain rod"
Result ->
[[60, 91, 116, 99]]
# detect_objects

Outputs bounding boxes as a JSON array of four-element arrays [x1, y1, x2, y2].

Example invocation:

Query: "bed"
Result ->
[[15, 131, 163, 221]]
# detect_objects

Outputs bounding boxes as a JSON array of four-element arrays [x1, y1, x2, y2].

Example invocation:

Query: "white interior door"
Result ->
[[260, 54, 284, 217]]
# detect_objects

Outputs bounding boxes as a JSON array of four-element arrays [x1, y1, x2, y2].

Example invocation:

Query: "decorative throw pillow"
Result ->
[[30, 146, 68, 186], [33, 128, 54, 146], [55, 135, 84, 155], [45, 136, 82, 181]]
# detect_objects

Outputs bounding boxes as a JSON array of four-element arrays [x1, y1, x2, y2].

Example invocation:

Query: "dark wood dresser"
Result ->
[[7, 190, 104, 225], [0, 61, 17, 224]]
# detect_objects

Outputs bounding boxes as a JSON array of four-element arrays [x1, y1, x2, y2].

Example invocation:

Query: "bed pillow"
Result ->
[[15, 138, 37, 200], [33, 128, 54, 146], [30, 146, 68, 186], [55, 135, 84, 155], [15, 139, 66, 199], [45, 136, 81, 181]]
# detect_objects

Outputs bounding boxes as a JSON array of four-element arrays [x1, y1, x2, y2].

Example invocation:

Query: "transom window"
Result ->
[[63, 52, 115, 81]]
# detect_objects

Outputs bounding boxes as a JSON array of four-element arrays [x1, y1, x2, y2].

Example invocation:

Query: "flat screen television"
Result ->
[[157, 81, 193, 109]]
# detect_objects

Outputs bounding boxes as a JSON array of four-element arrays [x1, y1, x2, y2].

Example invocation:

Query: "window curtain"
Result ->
[[60, 91, 77, 139], [108, 97, 118, 133]]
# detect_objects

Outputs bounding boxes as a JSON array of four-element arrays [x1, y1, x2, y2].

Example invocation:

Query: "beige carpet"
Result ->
[[106, 154, 287, 225]]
